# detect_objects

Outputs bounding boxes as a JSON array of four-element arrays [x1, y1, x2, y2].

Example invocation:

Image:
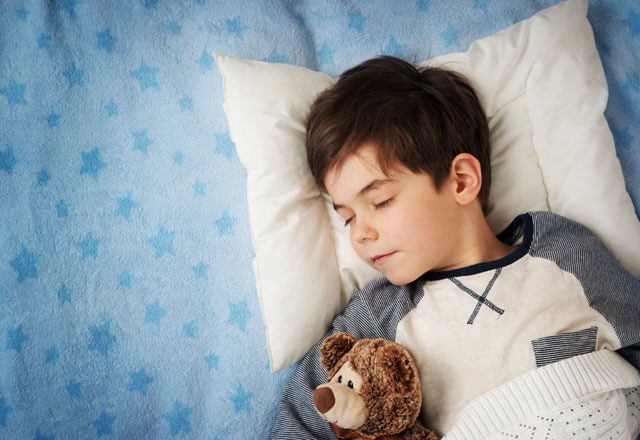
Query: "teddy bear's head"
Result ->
[[313, 332, 422, 438]]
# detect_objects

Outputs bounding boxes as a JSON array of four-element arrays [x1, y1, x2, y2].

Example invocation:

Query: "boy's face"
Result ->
[[325, 145, 462, 285]]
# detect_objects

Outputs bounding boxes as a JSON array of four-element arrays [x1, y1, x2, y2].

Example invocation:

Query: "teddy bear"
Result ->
[[313, 332, 439, 440]]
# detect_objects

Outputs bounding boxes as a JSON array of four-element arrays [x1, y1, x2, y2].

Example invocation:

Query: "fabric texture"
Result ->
[[216, 0, 640, 373], [270, 212, 640, 438]]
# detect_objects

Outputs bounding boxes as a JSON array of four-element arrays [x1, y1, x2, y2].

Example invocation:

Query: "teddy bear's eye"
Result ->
[[348, 380, 354, 389], [338, 375, 342, 384]]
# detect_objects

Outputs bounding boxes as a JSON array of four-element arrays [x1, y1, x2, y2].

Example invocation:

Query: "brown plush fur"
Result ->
[[316, 333, 439, 440]]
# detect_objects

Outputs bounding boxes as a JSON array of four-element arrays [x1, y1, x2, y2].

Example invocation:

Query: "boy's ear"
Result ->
[[449, 153, 482, 206]]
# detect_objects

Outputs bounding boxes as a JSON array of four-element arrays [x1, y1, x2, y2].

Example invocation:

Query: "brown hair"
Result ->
[[305, 56, 491, 209]]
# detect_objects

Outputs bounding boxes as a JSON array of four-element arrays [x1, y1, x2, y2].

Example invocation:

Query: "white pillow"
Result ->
[[216, 0, 640, 372]]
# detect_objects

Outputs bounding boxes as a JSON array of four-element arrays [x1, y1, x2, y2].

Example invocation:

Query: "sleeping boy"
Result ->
[[269, 56, 640, 438]]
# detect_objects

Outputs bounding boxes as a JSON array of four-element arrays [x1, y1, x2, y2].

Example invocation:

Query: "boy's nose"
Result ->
[[353, 220, 377, 243]]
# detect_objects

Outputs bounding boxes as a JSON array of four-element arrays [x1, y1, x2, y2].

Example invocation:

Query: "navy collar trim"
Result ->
[[420, 213, 533, 281]]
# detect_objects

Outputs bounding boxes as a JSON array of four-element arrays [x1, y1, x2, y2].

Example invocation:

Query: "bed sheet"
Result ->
[[1, 1, 638, 439]]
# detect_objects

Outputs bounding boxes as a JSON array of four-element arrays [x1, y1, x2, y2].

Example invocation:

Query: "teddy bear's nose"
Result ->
[[313, 386, 335, 414]]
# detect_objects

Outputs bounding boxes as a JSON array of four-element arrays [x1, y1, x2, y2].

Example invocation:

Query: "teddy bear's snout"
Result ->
[[313, 386, 335, 413]]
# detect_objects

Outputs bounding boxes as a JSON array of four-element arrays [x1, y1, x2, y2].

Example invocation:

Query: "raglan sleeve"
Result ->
[[269, 288, 385, 439]]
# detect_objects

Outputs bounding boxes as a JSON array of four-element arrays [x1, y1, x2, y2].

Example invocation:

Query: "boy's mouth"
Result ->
[[372, 252, 396, 265]]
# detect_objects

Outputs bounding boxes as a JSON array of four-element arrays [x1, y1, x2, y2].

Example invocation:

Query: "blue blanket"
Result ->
[[1, 1, 639, 439]]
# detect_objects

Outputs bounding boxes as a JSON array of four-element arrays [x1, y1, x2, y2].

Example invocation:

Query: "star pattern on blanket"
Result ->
[[129, 368, 153, 395], [474, 0, 491, 13], [92, 410, 115, 438], [56, 199, 70, 217], [133, 130, 154, 154], [192, 180, 206, 197], [197, 49, 215, 72], [6, 324, 28, 353], [149, 226, 176, 258], [263, 48, 290, 63], [37, 169, 51, 185], [118, 270, 132, 288], [66, 381, 82, 398], [1, 77, 27, 109], [145, 300, 167, 327], [193, 262, 209, 279], [348, 11, 366, 33], [0, 397, 12, 427], [132, 61, 160, 91], [624, 10, 640, 37], [1, 146, 17, 174], [16, 8, 29, 22], [37, 33, 51, 49], [228, 299, 253, 332], [230, 384, 253, 413], [179, 95, 193, 111], [183, 321, 197, 339], [441, 23, 460, 47], [10, 247, 39, 283], [625, 73, 639, 93], [46, 112, 60, 128], [77, 232, 100, 259], [56, 0, 81, 18], [45, 347, 59, 364], [226, 17, 246, 38], [382, 37, 408, 59], [205, 353, 219, 371], [104, 98, 118, 116], [163, 400, 193, 436], [214, 132, 235, 160], [317, 42, 336, 65], [79, 147, 106, 180], [214, 211, 237, 235], [34, 430, 54, 440], [115, 194, 138, 220], [57, 283, 72, 304], [97, 28, 116, 53], [63, 63, 85, 88], [88, 322, 116, 357]]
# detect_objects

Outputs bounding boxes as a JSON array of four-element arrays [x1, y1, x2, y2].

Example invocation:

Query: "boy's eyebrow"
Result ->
[[332, 179, 392, 210]]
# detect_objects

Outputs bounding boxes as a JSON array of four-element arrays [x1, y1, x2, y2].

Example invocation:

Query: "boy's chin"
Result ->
[[383, 271, 420, 286]]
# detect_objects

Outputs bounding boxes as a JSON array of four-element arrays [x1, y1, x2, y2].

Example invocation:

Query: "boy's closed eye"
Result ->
[[342, 198, 394, 227]]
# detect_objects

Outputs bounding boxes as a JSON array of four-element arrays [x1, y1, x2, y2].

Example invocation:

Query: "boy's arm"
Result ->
[[269, 287, 387, 439]]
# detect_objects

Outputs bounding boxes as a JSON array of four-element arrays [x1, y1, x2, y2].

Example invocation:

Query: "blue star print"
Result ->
[[193, 180, 206, 196], [1, 146, 17, 174], [77, 232, 100, 259], [230, 384, 253, 413], [57, 283, 72, 304], [214, 132, 235, 160], [1, 77, 27, 109], [205, 353, 219, 371], [149, 226, 176, 258], [168, 21, 182, 35], [97, 28, 115, 53], [133, 130, 153, 154], [179, 95, 193, 111], [214, 212, 237, 235], [228, 299, 252, 331], [88, 322, 116, 357], [263, 48, 290, 63], [63, 63, 85, 88], [37, 33, 51, 48], [129, 368, 153, 395], [6, 324, 29, 352], [474, 0, 490, 13], [183, 321, 197, 339], [143, 0, 158, 8], [417, 0, 430, 12], [119, 270, 132, 288], [624, 10, 640, 37], [441, 23, 460, 47], [10, 247, 39, 283], [34, 431, 55, 440], [92, 410, 115, 438], [193, 262, 209, 279], [317, 43, 336, 65], [56, 0, 81, 18], [145, 300, 167, 327], [45, 347, 59, 364], [47, 112, 60, 128], [56, 199, 70, 217], [105, 99, 118, 116], [80, 147, 106, 180], [197, 49, 215, 72], [382, 37, 408, 59], [132, 60, 160, 91], [66, 381, 82, 398], [37, 169, 51, 185], [174, 151, 185, 165], [625, 73, 639, 93], [115, 194, 138, 220], [163, 400, 193, 436], [0, 397, 12, 427], [226, 17, 246, 38], [16, 8, 29, 21], [348, 11, 366, 33]]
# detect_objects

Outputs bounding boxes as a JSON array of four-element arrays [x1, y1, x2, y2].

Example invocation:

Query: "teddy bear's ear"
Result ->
[[378, 343, 420, 394], [319, 332, 356, 372]]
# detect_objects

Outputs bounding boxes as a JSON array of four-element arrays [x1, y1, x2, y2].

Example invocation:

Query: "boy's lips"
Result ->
[[372, 251, 397, 265]]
